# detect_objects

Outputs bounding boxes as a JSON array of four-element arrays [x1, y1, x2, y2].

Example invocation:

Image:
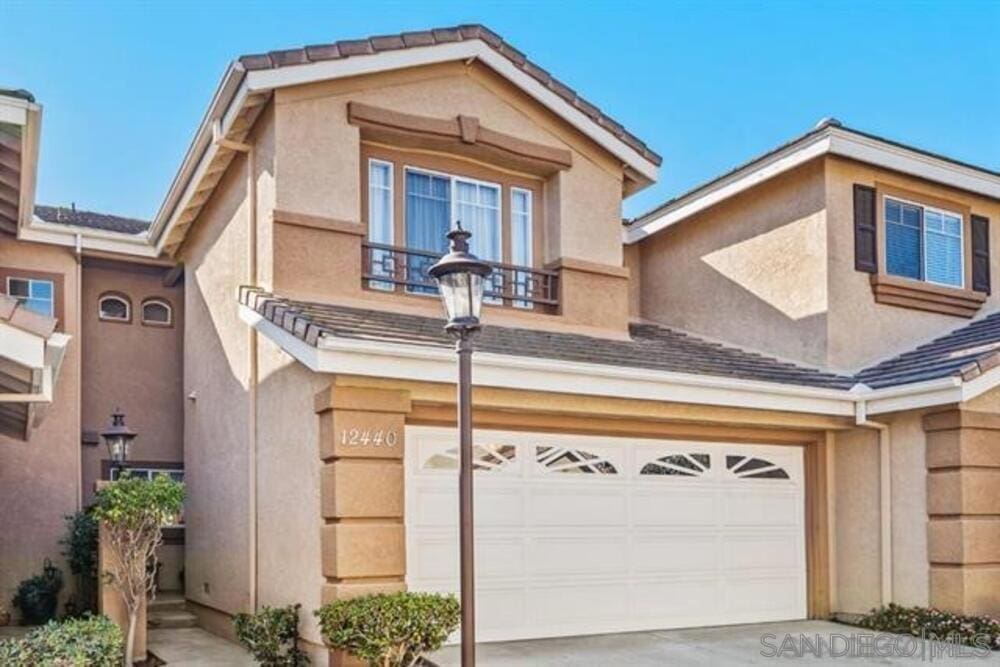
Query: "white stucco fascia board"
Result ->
[[624, 134, 832, 243], [0, 327, 69, 404], [0, 94, 37, 126], [626, 127, 1000, 245], [20, 219, 160, 257], [239, 303, 854, 416]]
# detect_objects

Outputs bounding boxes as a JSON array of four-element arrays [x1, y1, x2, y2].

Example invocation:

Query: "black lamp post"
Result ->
[[101, 408, 136, 479], [428, 225, 491, 667]]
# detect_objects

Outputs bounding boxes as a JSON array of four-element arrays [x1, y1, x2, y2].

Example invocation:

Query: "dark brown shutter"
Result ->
[[972, 214, 991, 294], [854, 184, 877, 273]]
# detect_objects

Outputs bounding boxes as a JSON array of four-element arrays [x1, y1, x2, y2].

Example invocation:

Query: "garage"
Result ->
[[405, 427, 807, 642]]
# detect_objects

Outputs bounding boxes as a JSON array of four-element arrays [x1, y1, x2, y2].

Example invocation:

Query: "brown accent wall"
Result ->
[[924, 408, 1000, 616], [0, 238, 81, 615], [80, 259, 184, 506]]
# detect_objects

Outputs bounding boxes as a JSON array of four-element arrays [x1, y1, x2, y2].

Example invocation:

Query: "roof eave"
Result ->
[[152, 39, 661, 256], [625, 126, 1000, 244]]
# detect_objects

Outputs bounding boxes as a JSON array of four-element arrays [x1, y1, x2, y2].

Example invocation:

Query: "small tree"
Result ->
[[93, 473, 184, 666]]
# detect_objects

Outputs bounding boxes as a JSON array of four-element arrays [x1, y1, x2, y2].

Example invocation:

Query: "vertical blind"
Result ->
[[885, 198, 963, 287]]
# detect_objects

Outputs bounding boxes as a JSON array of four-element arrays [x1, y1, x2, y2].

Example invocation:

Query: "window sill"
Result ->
[[870, 274, 986, 318]]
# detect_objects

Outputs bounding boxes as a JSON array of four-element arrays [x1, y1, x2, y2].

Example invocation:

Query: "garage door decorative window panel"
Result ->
[[406, 428, 807, 643]]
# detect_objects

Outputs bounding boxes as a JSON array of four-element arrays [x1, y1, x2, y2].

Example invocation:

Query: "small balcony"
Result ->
[[362, 241, 559, 310]]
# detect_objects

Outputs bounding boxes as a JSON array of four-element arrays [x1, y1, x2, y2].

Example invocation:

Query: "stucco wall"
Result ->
[[638, 159, 829, 366], [270, 62, 630, 335], [254, 335, 327, 648], [0, 239, 81, 614], [80, 260, 184, 506], [824, 156, 1000, 371], [831, 414, 930, 615]]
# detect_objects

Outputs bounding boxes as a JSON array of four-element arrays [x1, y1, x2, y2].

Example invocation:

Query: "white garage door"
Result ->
[[406, 427, 807, 642]]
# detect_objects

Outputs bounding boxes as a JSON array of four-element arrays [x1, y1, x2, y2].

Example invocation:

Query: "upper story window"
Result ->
[[362, 152, 557, 310], [141, 298, 173, 326], [885, 197, 964, 288], [98, 293, 131, 322], [7, 277, 54, 317]]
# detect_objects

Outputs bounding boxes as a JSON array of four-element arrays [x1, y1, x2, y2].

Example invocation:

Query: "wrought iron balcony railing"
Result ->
[[362, 241, 559, 309]]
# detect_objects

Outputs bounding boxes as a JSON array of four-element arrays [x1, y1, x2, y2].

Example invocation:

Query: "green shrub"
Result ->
[[12, 559, 63, 624], [0, 614, 123, 666], [234, 603, 310, 666], [60, 510, 99, 617], [316, 592, 460, 666], [857, 603, 1000, 650]]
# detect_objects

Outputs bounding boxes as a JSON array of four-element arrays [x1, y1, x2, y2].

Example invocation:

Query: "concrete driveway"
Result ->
[[430, 620, 1000, 666]]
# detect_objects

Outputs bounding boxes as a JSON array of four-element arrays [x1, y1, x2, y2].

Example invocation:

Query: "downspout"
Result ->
[[74, 232, 83, 511], [213, 122, 258, 611], [854, 396, 892, 606]]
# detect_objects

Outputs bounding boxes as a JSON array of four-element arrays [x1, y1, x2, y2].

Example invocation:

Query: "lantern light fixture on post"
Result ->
[[428, 224, 491, 667], [101, 408, 136, 478]]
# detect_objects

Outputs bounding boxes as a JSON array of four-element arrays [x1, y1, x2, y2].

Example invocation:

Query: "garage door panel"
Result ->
[[406, 428, 807, 642], [528, 535, 628, 575], [632, 533, 720, 573], [529, 582, 629, 623], [723, 490, 800, 526], [527, 487, 627, 526], [722, 533, 802, 570], [631, 578, 720, 617], [631, 487, 718, 526]]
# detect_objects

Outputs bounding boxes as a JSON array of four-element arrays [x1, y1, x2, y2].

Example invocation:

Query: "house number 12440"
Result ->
[[340, 428, 398, 448]]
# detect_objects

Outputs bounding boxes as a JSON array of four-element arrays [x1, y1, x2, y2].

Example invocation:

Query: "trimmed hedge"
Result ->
[[857, 604, 1000, 650], [234, 604, 310, 666], [316, 592, 460, 666], [0, 614, 123, 666]]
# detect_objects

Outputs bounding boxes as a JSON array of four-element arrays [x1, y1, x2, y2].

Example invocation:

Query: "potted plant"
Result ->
[[12, 559, 64, 625]]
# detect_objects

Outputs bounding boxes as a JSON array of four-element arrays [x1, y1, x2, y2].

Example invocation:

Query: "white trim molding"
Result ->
[[626, 125, 1000, 244], [240, 302, 1000, 419]]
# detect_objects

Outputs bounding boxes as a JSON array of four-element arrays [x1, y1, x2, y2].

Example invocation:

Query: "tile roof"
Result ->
[[237, 24, 661, 167], [239, 288, 854, 390], [35, 204, 150, 235], [856, 311, 1000, 389]]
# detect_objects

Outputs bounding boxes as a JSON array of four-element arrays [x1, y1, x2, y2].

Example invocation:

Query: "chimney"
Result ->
[[71, 202, 76, 212]]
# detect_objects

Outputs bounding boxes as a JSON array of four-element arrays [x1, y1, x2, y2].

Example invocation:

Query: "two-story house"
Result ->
[[2, 25, 998, 665]]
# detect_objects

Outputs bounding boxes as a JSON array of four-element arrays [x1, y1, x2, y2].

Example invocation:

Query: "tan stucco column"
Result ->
[[924, 410, 1000, 616], [97, 523, 146, 662], [315, 386, 411, 666]]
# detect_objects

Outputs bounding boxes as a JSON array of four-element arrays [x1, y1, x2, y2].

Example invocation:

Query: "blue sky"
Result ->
[[3, 1, 998, 221]]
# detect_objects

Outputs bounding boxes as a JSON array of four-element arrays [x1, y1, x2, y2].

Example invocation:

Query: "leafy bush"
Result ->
[[234, 604, 310, 666], [0, 614, 123, 666], [12, 559, 64, 624], [857, 603, 1000, 650], [93, 472, 185, 665], [316, 592, 460, 666], [60, 510, 99, 617]]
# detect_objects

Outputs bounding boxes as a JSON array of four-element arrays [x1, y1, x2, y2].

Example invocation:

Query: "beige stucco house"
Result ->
[[2, 24, 999, 665]]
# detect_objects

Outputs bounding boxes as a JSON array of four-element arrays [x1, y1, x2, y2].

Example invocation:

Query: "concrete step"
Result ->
[[147, 610, 198, 629], [148, 593, 186, 613]]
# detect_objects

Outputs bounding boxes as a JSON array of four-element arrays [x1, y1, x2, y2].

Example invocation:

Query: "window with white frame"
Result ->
[[403, 167, 503, 294], [511, 188, 533, 307], [367, 160, 394, 290], [7, 277, 55, 317], [141, 298, 172, 326], [98, 293, 131, 322], [885, 197, 964, 288]]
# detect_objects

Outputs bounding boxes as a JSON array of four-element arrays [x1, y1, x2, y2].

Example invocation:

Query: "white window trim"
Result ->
[[403, 165, 504, 262], [367, 158, 394, 245], [510, 187, 533, 267], [884, 195, 966, 289], [6, 277, 55, 318], [141, 298, 173, 326], [98, 294, 131, 322]]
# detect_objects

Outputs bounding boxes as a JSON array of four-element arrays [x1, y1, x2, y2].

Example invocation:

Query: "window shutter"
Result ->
[[972, 214, 991, 294], [854, 184, 878, 273]]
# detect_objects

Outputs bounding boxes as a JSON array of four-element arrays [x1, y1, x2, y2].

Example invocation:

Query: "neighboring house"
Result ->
[[1, 24, 998, 665]]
